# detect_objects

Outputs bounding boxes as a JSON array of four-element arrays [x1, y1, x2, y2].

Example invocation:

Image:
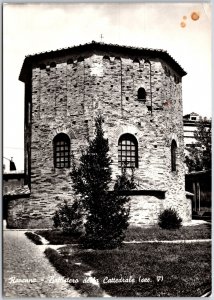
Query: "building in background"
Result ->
[[6, 41, 192, 228], [183, 112, 211, 149], [3, 157, 16, 173], [3, 157, 28, 222], [185, 170, 211, 219], [183, 113, 211, 218]]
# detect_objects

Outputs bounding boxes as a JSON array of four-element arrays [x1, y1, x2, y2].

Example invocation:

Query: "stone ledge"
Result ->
[[117, 189, 166, 199], [4, 193, 30, 200]]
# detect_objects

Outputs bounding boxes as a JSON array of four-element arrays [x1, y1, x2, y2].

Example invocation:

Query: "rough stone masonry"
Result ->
[[7, 41, 192, 228]]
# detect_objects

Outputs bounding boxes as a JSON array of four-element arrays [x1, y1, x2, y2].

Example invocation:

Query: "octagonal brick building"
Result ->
[[7, 41, 192, 228]]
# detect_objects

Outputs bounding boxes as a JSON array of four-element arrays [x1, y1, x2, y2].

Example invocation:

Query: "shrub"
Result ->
[[53, 199, 84, 236], [158, 208, 182, 230], [25, 232, 43, 245]]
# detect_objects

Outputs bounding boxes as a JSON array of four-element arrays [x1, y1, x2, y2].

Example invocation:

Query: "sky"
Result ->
[[3, 3, 211, 171]]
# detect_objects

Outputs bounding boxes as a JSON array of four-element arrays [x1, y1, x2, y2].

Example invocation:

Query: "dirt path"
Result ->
[[3, 230, 80, 297]]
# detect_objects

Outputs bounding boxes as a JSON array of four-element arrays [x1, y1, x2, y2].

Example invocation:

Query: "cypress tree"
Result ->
[[70, 115, 134, 249]]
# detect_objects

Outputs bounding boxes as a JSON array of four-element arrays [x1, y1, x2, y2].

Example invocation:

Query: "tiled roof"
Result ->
[[24, 41, 169, 59], [19, 41, 187, 81]]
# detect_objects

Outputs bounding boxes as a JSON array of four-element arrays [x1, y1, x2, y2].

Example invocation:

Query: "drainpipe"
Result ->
[[120, 59, 123, 118], [145, 59, 152, 116], [83, 60, 85, 113], [197, 182, 201, 212]]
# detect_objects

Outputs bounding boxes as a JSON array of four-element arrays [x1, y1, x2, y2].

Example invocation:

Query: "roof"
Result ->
[[3, 172, 25, 180], [183, 112, 200, 119], [19, 41, 187, 82], [183, 114, 191, 120]]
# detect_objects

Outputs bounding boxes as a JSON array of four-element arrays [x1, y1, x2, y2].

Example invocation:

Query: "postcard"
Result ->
[[3, 2, 211, 297]]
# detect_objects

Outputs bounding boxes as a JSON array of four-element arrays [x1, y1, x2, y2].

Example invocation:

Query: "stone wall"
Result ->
[[7, 197, 52, 229], [8, 50, 191, 228], [3, 176, 24, 195], [7, 193, 192, 228]]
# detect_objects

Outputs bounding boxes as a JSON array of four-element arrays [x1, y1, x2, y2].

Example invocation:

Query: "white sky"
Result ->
[[3, 3, 211, 170]]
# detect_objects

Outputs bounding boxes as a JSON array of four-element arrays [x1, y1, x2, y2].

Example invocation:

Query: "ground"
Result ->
[[3, 221, 211, 297], [3, 229, 80, 297]]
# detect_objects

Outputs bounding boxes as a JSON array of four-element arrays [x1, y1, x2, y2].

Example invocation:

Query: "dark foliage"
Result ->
[[25, 232, 43, 245], [70, 115, 135, 249], [53, 199, 83, 236], [114, 166, 136, 191], [158, 208, 182, 230], [185, 120, 211, 172]]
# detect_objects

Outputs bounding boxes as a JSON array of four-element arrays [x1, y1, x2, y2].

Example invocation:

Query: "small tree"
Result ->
[[70, 115, 135, 249], [53, 199, 84, 236], [185, 119, 211, 172]]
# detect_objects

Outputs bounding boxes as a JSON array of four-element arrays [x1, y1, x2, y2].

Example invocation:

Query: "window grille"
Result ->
[[53, 133, 70, 168], [118, 134, 138, 168]]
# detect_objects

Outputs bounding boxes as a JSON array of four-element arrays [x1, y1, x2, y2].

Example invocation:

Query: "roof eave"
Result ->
[[19, 41, 187, 82]]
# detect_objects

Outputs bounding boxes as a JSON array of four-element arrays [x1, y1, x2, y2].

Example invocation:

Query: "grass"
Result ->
[[44, 247, 104, 297], [25, 232, 43, 245], [125, 223, 211, 241], [37, 223, 211, 245], [45, 242, 211, 297]]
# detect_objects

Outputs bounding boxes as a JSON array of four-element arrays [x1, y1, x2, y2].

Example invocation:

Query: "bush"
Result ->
[[53, 199, 84, 236], [25, 232, 43, 245], [158, 208, 182, 230]]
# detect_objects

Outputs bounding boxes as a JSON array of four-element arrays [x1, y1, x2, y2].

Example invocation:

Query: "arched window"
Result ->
[[171, 140, 177, 171], [53, 133, 70, 168], [118, 134, 138, 168], [138, 88, 146, 101]]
